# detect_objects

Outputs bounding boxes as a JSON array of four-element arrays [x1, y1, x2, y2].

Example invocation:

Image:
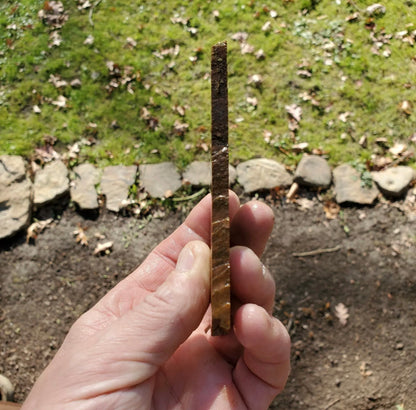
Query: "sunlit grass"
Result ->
[[0, 0, 415, 169]]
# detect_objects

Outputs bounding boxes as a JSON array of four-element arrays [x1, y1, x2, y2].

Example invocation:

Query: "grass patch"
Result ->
[[0, 0, 415, 169]]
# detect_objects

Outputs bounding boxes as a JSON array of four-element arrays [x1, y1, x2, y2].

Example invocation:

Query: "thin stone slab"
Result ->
[[236, 158, 293, 193], [0, 155, 26, 185], [294, 155, 332, 188], [333, 164, 379, 205], [101, 165, 137, 212], [70, 163, 101, 210], [33, 160, 69, 206], [183, 161, 237, 186], [0, 155, 32, 239], [183, 161, 211, 186], [139, 162, 181, 198], [371, 166, 415, 198]]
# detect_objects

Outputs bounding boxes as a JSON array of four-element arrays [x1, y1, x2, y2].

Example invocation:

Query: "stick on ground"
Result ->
[[211, 41, 231, 336]]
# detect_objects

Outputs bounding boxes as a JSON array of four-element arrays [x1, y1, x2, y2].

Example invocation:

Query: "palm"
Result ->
[[22, 193, 290, 410]]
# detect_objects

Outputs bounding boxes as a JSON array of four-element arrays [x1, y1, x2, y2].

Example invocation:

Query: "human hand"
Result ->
[[22, 192, 290, 409]]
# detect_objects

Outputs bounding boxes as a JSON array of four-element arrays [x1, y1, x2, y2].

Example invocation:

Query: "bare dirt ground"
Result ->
[[1, 193, 415, 409]]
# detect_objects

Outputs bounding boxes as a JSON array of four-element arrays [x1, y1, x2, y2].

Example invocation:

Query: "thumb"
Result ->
[[96, 240, 211, 382]]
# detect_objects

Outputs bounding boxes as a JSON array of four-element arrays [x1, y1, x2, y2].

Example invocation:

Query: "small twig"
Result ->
[[286, 182, 299, 201], [172, 187, 207, 202], [89, 0, 102, 27], [324, 398, 341, 410], [292, 245, 341, 257]]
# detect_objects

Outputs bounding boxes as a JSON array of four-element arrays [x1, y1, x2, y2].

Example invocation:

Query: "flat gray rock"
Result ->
[[371, 166, 415, 198], [236, 159, 293, 193], [294, 155, 332, 188], [101, 165, 137, 212], [0, 155, 26, 184], [0, 155, 32, 239], [183, 161, 211, 186], [333, 164, 379, 205], [33, 160, 69, 206], [70, 163, 101, 210], [229, 165, 237, 185], [183, 161, 237, 186], [139, 162, 181, 198]]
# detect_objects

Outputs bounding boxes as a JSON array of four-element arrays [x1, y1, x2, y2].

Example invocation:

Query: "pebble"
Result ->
[[101, 165, 137, 212], [139, 162, 181, 198], [183, 161, 236, 186], [236, 158, 293, 193], [33, 160, 69, 206], [0, 155, 32, 240], [371, 166, 415, 198], [294, 155, 332, 188], [70, 163, 101, 210], [183, 161, 211, 186], [0, 155, 415, 240], [333, 164, 379, 205]]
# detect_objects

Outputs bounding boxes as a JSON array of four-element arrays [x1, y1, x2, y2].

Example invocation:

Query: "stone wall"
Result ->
[[1, 155, 415, 240]]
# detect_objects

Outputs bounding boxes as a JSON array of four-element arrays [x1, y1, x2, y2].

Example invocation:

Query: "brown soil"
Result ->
[[0, 196, 415, 409]]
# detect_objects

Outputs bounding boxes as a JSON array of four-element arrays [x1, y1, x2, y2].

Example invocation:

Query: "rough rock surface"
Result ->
[[183, 161, 211, 186], [33, 160, 69, 206], [139, 162, 181, 198], [101, 165, 137, 212], [183, 161, 237, 186], [371, 166, 415, 198], [0, 155, 32, 239], [236, 158, 293, 193], [229, 165, 237, 185], [294, 155, 332, 188], [70, 163, 101, 210], [333, 164, 379, 204]]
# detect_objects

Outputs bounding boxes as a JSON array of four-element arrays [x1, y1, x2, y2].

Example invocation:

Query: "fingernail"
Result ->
[[176, 246, 195, 273]]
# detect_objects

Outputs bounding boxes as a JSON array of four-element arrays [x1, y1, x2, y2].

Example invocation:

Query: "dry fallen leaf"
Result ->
[[389, 142, 407, 157], [246, 97, 258, 107], [338, 112, 351, 123], [49, 74, 68, 88], [34, 145, 61, 163], [240, 42, 255, 54], [73, 225, 89, 246], [94, 232, 106, 240], [359, 361, 373, 377], [33, 105, 42, 114], [247, 74, 263, 87], [49, 31, 63, 48], [83, 34, 94, 45], [26, 218, 54, 243], [335, 303, 349, 326], [231, 32, 248, 42], [263, 129, 272, 143], [345, 12, 360, 22], [255, 49, 265, 60], [125, 37, 137, 49], [398, 100, 412, 115], [173, 119, 189, 136], [261, 21, 271, 32], [93, 241, 113, 255], [292, 142, 309, 152], [52, 95, 67, 109], [295, 197, 315, 210], [285, 104, 302, 123], [324, 201, 340, 219], [173, 105, 186, 116]]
